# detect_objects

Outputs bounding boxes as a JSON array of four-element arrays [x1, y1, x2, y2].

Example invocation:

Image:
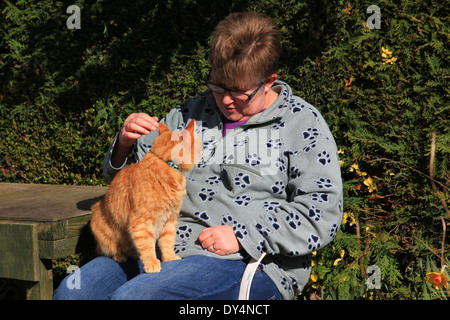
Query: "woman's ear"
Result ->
[[264, 74, 278, 92]]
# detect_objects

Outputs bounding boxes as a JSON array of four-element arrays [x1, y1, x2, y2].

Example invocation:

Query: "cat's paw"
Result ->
[[112, 254, 127, 263], [143, 259, 161, 273], [162, 254, 182, 262]]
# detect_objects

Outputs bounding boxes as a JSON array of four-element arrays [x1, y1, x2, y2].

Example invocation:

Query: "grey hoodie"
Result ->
[[103, 81, 343, 299]]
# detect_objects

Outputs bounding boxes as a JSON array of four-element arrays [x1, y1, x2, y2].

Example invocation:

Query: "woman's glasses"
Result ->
[[206, 81, 265, 102]]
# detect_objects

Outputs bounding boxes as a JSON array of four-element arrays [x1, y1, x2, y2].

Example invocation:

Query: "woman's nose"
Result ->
[[221, 91, 235, 104]]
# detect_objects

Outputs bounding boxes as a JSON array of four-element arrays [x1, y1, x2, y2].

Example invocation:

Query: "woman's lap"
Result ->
[[53, 255, 281, 300]]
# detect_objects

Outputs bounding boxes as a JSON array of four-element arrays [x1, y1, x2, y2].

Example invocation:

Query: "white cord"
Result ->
[[238, 252, 267, 300]]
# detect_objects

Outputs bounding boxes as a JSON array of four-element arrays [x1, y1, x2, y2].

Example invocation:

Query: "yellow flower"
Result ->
[[426, 272, 449, 290], [333, 250, 345, 266], [382, 46, 392, 55], [386, 169, 395, 176], [310, 272, 318, 282], [381, 46, 398, 64], [349, 163, 359, 172], [363, 177, 377, 192], [343, 211, 357, 226]]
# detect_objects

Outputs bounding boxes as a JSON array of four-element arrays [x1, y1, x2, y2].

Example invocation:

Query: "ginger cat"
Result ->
[[90, 120, 202, 273]]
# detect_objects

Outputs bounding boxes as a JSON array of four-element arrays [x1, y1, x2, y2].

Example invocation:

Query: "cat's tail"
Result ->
[[90, 201, 105, 256]]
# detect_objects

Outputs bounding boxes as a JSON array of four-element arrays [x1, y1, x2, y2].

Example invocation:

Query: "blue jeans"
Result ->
[[53, 255, 281, 300]]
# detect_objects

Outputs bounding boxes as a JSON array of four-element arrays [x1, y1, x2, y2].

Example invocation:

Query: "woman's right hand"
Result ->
[[118, 113, 159, 148], [110, 113, 159, 169]]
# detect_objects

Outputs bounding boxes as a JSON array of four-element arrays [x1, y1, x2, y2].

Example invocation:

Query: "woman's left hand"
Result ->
[[198, 225, 243, 255]]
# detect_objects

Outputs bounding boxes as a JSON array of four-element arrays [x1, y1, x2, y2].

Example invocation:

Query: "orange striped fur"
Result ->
[[90, 120, 201, 273]]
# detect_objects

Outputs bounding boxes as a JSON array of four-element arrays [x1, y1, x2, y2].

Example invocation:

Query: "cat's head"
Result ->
[[151, 119, 202, 172]]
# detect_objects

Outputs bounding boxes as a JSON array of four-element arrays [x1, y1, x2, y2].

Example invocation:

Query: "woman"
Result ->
[[54, 11, 342, 300]]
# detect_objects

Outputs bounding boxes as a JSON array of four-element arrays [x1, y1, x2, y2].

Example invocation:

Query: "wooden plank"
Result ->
[[0, 183, 106, 222], [0, 223, 39, 281], [65, 214, 93, 238], [39, 237, 80, 259], [36, 213, 92, 241], [23, 259, 53, 300]]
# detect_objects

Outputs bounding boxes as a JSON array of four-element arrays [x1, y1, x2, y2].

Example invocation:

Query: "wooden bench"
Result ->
[[0, 183, 107, 300]]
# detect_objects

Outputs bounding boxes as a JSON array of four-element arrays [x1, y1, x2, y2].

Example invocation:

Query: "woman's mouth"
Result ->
[[225, 107, 236, 112]]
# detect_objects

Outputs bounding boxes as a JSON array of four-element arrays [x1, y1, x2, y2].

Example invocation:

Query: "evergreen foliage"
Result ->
[[1, 0, 448, 299]]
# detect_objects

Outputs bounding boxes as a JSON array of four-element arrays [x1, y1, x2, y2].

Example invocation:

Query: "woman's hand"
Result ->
[[119, 113, 159, 148], [111, 113, 158, 168], [198, 225, 243, 256]]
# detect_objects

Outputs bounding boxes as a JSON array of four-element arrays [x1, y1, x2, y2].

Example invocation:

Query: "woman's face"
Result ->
[[211, 74, 278, 122]]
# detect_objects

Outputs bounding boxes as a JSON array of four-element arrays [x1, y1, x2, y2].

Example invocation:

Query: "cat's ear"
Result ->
[[185, 119, 196, 134], [158, 122, 170, 135]]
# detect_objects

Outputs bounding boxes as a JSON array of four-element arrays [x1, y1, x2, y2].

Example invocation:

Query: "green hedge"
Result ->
[[1, 0, 448, 299]]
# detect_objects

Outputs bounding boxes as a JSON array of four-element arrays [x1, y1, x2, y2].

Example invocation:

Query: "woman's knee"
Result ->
[[53, 256, 140, 300]]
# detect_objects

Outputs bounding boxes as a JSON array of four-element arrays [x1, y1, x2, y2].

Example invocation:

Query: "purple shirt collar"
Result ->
[[222, 109, 266, 136]]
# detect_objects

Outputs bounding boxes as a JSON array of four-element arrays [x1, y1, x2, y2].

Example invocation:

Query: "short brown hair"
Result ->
[[208, 11, 281, 88]]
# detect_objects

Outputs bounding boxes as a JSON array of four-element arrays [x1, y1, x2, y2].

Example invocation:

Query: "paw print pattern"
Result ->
[[221, 214, 248, 240], [286, 211, 302, 229], [267, 216, 280, 230], [235, 194, 252, 206], [293, 188, 307, 197], [311, 193, 329, 203], [205, 176, 220, 186], [266, 138, 283, 149], [263, 201, 280, 212], [288, 250, 300, 256], [255, 223, 272, 237], [307, 234, 321, 252], [302, 141, 317, 153], [271, 121, 285, 130], [234, 173, 251, 188], [290, 102, 305, 114], [329, 224, 339, 238], [317, 150, 331, 166], [221, 214, 236, 225], [280, 276, 291, 291], [174, 242, 187, 254], [198, 188, 215, 201], [234, 223, 248, 240], [140, 143, 152, 150], [193, 211, 210, 221], [302, 128, 319, 140], [176, 225, 193, 240], [271, 180, 285, 194], [316, 178, 333, 189], [308, 206, 322, 221], [245, 153, 262, 167], [223, 154, 235, 164], [289, 165, 301, 180], [309, 107, 320, 120], [233, 137, 248, 147], [203, 139, 216, 151], [276, 158, 287, 173], [256, 241, 266, 254]]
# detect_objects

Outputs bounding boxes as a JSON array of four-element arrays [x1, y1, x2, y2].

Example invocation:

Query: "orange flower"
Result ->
[[426, 272, 449, 290]]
